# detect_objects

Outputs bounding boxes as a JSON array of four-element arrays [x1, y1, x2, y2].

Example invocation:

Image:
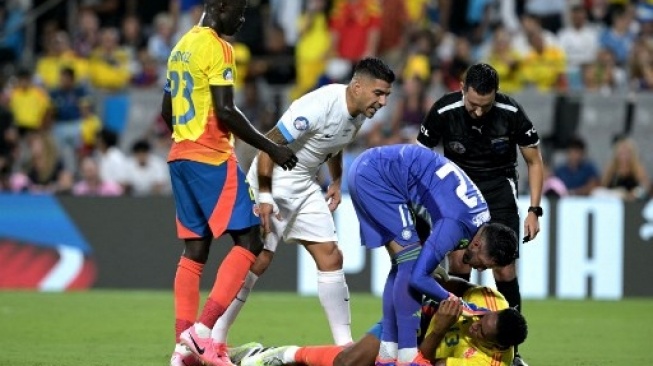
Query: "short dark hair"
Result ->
[[353, 57, 395, 84], [98, 128, 118, 148], [131, 139, 151, 153], [567, 136, 586, 151], [463, 63, 499, 95], [495, 308, 528, 348], [60, 67, 75, 80], [482, 223, 518, 267]]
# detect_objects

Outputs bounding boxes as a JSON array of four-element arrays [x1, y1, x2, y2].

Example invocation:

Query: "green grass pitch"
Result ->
[[0, 291, 650, 365]]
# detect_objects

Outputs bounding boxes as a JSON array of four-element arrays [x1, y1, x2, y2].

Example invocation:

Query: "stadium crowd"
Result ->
[[0, 0, 651, 200]]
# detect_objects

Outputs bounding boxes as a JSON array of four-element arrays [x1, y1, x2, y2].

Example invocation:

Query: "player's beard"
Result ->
[[462, 249, 472, 265]]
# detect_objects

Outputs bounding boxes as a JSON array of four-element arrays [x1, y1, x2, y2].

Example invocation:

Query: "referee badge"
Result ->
[[448, 141, 466, 154]]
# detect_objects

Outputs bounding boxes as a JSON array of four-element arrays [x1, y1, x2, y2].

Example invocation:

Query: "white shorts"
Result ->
[[256, 189, 338, 252]]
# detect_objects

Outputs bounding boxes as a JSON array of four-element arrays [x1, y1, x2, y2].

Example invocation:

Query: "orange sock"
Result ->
[[198, 246, 255, 328], [174, 257, 204, 342], [294, 345, 344, 366]]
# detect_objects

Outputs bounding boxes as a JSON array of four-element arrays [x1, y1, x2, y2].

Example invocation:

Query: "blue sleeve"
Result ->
[[410, 218, 468, 301]]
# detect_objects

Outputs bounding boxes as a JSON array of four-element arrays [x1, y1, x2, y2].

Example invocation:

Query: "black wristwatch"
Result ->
[[528, 206, 543, 217]]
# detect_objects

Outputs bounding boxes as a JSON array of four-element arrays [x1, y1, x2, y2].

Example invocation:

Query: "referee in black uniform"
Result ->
[[417, 63, 543, 366]]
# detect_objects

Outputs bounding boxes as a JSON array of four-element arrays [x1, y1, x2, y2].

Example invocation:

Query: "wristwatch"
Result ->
[[528, 206, 543, 217]]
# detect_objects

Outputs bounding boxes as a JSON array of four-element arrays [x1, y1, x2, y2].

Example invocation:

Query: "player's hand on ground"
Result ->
[[269, 145, 298, 171], [432, 299, 463, 332], [325, 182, 342, 212], [523, 213, 540, 242]]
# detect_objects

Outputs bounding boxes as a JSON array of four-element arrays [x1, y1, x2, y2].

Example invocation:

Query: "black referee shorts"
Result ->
[[476, 176, 521, 258]]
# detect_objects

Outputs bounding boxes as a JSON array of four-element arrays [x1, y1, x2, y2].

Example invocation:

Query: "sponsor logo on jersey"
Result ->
[[448, 141, 466, 154], [223, 68, 234, 81], [294, 116, 309, 131]]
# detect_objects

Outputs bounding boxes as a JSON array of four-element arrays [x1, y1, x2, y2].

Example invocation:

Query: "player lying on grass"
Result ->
[[233, 275, 528, 366]]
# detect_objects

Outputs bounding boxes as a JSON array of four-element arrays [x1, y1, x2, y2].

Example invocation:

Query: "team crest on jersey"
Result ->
[[463, 348, 477, 358], [448, 141, 466, 154], [401, 228, 412, 240], [294, 116, 309, 131], [223, 68, 234, 81]]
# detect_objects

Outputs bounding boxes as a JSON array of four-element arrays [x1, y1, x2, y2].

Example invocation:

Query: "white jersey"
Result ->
[[248, 84, 365, 197]]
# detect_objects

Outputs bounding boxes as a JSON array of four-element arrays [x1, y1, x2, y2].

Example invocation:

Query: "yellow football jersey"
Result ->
[[428, 287, 514, 366], [166, 26, 237, 165]]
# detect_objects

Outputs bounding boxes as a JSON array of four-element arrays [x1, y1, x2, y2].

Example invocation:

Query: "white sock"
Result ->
[[211, 271, 259, 343], [317, 269, 353, 345], [379, 341, 398, 360], [397, 347, 418, 363], [193, 322, 211, 338], [282, 346, 300, 363]]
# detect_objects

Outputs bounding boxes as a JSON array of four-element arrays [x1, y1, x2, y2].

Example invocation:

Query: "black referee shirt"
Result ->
[[417, 91, 540, 181]]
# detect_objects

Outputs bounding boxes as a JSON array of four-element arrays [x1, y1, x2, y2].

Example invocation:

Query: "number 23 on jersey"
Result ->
[[169, 70, 196, 125]]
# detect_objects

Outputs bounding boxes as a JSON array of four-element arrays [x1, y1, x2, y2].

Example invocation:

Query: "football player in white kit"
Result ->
[[210, 58, 395, 348]]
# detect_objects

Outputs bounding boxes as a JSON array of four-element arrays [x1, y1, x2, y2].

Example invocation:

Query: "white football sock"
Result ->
[[317, 269, 353, 345], [379, 341, 398, 360], [211, 271, 259, 343], [193, 322, 211, 338], [282, 346, 300, 363], [398, 347, 418, 363]]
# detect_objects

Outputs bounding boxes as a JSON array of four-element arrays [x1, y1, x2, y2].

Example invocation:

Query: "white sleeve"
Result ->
[[275, 92, 325, 143]]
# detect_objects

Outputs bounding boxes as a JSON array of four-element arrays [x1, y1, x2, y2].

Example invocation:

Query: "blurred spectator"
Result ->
[[595, 136, 650, 200], [520, 29, 567, 91], [628, 36, 653, 90], [558, 3, 600, 88], [484, 26, 523, 93], [525, 0, 566, 33], [291, 0, 331, 100], [404, 0, 430, 26], [95, 128, 127, 186], [170, 0, 203, 41], [512, 13, 560, 57], [388, 77, 432, 144], [88, 28, 131, 91], [223, 34, 252, 91], [73, 9, 100, 58], [121, 15, 146, 54], [131, 48, 160, 88], [599, 7, 636, 66], [269, 0, 303, 47], [402, 29, 438, 83], [8, 68, 51, 136], [0, 163, 28, 193], [329, 0, 382, 63], [0, 0, 25, 65], [0, 100, 16, 170], [442, 36, 473, 91], [148, 13, 176, 77], [553, 136, 600, 196], [582, 48, 626, 92], [238, 78, 275, 132], [72, 155, 123, 196], [23, 132, 73, 194], [79, 98, 102, 154], [50, 67, 88, 172], [123, 139, 169, 196], [79, 0, 123, 28], [377, 0, 409, 68], [36, 31, 89, 90], [250, 24, 296, 86]]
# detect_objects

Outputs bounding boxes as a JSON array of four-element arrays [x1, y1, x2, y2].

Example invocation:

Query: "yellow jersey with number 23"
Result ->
[[165, 26, 237, 166]]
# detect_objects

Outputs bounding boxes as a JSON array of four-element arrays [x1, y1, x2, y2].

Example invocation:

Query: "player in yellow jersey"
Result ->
[[160, 1, 297, 366], [236, 276, 528, 366]]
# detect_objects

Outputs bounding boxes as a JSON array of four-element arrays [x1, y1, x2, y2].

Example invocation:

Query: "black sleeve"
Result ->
[[417, 102, 443, 148], [513, 102, 540, 147]]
